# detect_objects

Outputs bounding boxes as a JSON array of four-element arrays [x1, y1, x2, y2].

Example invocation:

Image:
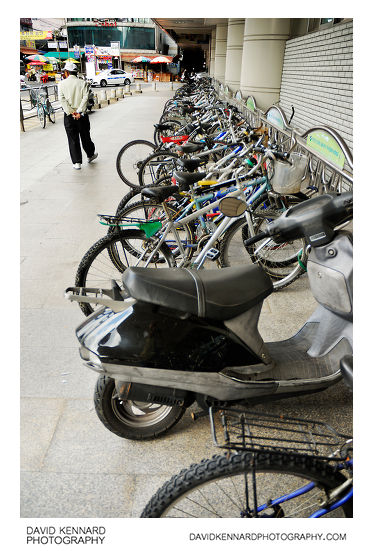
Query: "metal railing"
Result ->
[[213, 79, 353, 194], [20, 83, 63, 131]]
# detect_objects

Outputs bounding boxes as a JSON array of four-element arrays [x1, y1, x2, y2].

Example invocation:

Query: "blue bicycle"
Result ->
[[141, 404, 353, 518]]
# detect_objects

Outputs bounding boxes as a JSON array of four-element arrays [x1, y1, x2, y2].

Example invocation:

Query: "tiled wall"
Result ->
[[279, 20, 353, 153]]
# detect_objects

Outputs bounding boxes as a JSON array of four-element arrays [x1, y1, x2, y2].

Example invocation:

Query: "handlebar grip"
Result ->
[[243, 231, 268, 247]]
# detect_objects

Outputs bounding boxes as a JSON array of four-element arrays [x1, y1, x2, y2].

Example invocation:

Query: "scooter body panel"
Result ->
[[76, 301, 263, 373]]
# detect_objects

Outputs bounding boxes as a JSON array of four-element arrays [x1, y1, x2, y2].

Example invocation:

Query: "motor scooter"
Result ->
[[65, 192, 353, 440]]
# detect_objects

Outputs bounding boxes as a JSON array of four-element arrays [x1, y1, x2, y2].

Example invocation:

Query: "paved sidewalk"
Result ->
[[20, 83, 352, 518]]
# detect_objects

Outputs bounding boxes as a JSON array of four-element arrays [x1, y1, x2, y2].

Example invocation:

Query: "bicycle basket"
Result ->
[[209, 406, 352, 461], [270, 152, 309, 195]]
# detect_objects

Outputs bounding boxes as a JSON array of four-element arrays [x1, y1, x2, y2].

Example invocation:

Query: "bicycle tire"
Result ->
[[154, 119, 184, 147], [138, 151, 180, 187], [141, 451, 352, 518], [37, 104, 46, 128], [47, 103, 55, 123], [220, 195, 306, 290], [116, 139, 157, 188], [75, 229, 175, 316]]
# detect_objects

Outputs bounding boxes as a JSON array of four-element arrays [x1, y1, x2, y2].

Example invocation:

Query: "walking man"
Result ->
[[58, 61, 98, 170]]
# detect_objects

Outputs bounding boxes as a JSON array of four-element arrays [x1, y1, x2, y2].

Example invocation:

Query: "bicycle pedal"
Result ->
[[206, 248, 220, 260]]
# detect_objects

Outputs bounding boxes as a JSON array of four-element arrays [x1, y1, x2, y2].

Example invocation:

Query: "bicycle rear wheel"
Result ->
[[37, 105, 46, 128], [220, 195, 306, 290], [116, 140, 157, 188], [141, 451, 352, 518], [138, 151, 179, 187], [75, 229, 175, 316], [154, 119, 184, 147], [47, 102, 55, 123]]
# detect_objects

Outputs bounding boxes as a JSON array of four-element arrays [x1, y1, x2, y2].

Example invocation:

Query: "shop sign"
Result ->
[[73, 45, 80, 60], [306, 130, 346, 169], [59, 42, 67, 48], [110, 42, 120, 56], [48, 42, 58, 49], [95, 46, 111, 56], [20, 30, 53, 41], [85, 45, 95, 62], [92, 18, 117, 27]]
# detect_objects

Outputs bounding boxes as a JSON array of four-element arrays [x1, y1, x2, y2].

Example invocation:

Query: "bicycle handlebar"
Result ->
[[243, 231, 269, 247]]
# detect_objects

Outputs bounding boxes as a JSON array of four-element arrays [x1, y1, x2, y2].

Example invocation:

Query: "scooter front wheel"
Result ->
[[94, 376, 186, 440]]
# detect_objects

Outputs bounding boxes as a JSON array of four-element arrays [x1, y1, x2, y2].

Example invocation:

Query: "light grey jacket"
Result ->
[[58, 75, 89, 115]]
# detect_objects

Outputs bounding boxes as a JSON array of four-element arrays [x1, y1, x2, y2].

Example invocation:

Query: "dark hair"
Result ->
[[66, 69, 78, 76]]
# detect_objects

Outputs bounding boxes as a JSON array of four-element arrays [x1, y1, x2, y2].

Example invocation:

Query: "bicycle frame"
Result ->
[[250, 458, 353, 518], [136, 163, 269, 269]]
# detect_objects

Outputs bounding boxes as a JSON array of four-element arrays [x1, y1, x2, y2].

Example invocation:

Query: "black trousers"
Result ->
[[64, 113, 95, 164]]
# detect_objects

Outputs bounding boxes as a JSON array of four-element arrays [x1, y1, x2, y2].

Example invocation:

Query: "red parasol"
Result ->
[[150, 56, 172, 81]]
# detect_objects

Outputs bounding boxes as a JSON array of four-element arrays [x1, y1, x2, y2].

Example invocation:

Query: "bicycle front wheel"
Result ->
[[141, 451, 352, 518], [75, 229, 175, 316]]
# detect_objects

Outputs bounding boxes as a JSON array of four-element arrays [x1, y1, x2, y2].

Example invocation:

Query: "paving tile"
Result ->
[[20, 346, 96, 399], [20, 398, 65, 471], [20, 472, 135, 517]]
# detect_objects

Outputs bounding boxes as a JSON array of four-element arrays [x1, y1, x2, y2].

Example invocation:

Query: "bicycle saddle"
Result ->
[[141, 185, 179, 202], [176, 143, 204, 154], [173, 171, 207, 190], [176, 158, 205, 172], [122, 265, 273, 320], [154, 123, 177, 131]]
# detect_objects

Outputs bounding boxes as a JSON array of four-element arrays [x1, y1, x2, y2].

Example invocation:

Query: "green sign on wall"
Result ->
[[306, 130, 345, 169], [266, 107, 285, 129], [246, 96, 256, 112]]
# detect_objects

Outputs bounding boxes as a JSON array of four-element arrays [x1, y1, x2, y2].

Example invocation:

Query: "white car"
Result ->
[[91, 69, 134, 87]]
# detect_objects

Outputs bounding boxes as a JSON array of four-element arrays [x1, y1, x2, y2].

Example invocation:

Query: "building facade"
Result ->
[[66, 18, 178, 72], [206, 18, 353, 151]]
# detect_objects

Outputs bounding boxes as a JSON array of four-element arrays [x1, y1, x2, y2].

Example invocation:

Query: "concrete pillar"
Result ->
[[240, 18, 290, 110], [225, 18, 245, 92], [214, 20, 228, 83], [209, 28, 216, 77]]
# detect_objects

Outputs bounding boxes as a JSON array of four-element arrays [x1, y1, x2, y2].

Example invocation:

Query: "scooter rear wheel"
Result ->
[[94, 376, 186, 440]]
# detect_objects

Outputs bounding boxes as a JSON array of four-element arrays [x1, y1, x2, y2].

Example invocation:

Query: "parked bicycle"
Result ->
[[36, 88, 55, 129], [141, 403, 353, 518]]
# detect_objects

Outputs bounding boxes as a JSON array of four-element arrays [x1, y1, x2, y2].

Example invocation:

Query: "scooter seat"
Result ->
[[122, 265, 273, 321]]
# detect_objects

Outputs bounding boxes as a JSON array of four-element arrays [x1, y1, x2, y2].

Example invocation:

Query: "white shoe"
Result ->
[[73, 163, 81, 170], [88, 153, 98, 163]]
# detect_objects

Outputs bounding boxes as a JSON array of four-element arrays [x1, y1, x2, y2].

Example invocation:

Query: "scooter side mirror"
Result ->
[[219, 197, 247, 217]]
